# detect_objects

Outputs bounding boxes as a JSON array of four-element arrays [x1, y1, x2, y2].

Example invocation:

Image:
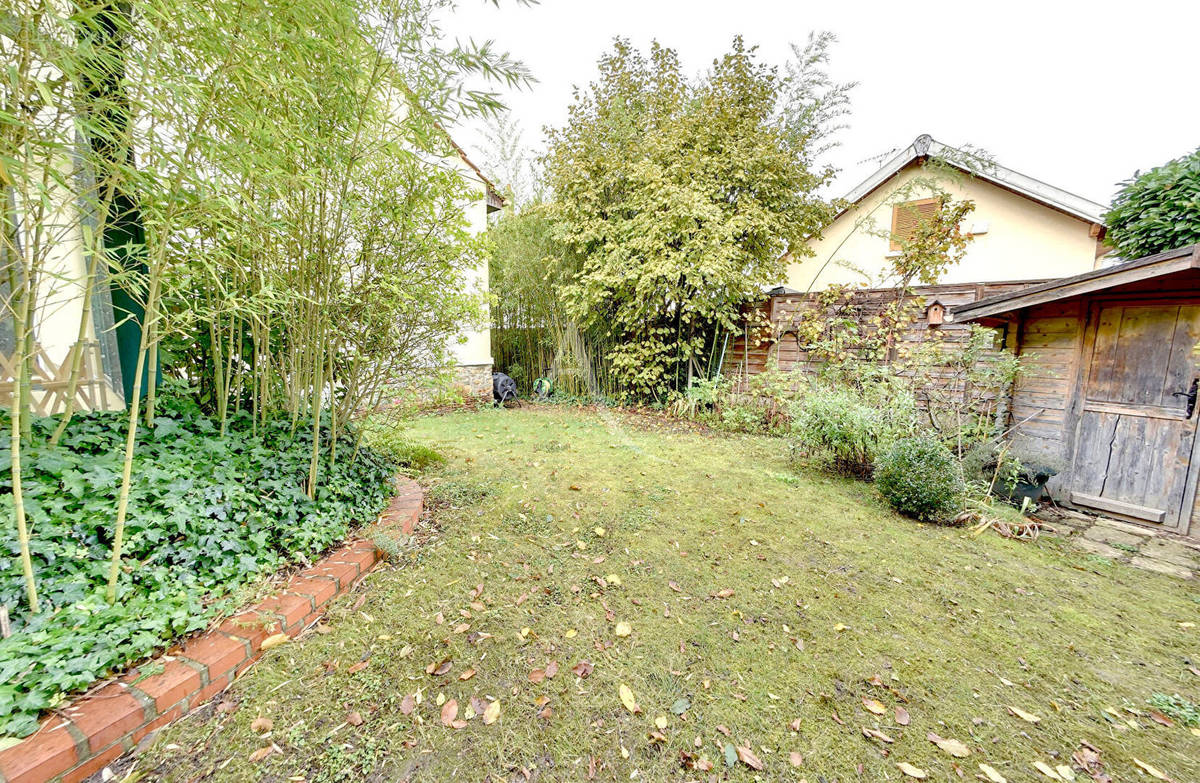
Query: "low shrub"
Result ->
[[0, 409, 395, 737], [875, 436, 965, 523], [788, 379, 916, 477], [361, 422, 446, 473]]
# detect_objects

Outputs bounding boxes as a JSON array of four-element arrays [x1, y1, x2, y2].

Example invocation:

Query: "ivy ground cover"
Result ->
[[142, 406, 1198, 782], [0, 409, 394, 738]]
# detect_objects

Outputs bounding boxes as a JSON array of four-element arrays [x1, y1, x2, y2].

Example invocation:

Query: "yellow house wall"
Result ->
[[786, 163, 1102, 292]]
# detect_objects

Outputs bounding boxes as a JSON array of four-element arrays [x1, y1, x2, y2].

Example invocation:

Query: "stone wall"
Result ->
[[452, 362, 493, 404]]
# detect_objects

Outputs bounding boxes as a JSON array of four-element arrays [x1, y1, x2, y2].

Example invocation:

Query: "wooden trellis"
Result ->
[[0, 340, 116, 415]]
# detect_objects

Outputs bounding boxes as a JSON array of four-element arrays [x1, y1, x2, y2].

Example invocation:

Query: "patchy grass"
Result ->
[[141, 406, 1200, 782]]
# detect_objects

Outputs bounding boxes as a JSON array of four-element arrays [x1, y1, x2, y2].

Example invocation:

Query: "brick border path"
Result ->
[[0, 477, 422, 783]]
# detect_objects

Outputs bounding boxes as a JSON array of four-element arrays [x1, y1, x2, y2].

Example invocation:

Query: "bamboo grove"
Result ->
[[1, 0, 528, 611]]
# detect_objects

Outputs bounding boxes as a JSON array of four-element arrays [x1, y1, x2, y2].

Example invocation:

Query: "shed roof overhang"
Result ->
[[950, 244, 1200, 325]]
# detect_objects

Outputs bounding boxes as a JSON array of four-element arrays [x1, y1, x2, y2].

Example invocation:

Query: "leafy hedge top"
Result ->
[[0, 409, 394, 737], [1104, 148, 1200, 259]]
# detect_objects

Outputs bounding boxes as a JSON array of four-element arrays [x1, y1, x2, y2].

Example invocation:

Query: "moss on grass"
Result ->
[[142, 406, 1200, 782]]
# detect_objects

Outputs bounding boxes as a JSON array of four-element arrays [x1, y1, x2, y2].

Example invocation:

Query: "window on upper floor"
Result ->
[[889, 197, 940, 251]]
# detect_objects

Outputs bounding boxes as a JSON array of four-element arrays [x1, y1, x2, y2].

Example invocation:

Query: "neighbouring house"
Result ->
[[724, 134, 1111, 382], [953, 244, 1200, 537], [443, 140, 505, 402]]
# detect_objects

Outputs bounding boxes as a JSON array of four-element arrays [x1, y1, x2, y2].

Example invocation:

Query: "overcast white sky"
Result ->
[[442, 0, 1200, 208]]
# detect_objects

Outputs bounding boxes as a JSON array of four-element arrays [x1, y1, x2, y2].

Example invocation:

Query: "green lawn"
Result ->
[[142, 406, 1200, 782]]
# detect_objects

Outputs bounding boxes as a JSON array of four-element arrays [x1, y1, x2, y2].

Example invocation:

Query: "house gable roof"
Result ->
[[840, 134, 1107, 225], [951, 244, 1200, 323]]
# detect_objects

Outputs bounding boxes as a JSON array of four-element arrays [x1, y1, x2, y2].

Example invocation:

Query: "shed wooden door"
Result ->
[[1070, 303, 1200, 529]]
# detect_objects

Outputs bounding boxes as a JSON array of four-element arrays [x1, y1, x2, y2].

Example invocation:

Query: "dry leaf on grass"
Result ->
[[440, 699, 459, 727], [896, 762, 927, 779], [863, 697, 886, 715], [862, 726, 895, 743], [619, 684, 641, 713], [1032, 760, 1063, 780], [347, 660, 369, 675], [249, 746, 276, 763], [261, 633, 289, 651], [789, 751, 803, 768], [250, 716, 273, 733], [528, 668, 546, 684], [426, 658, 452, 676], [895, 705, 911, 725], [735, 746, 764, 770], [1133, 758, 1173, 782], [572, 660, 594, 678], [400, 694, 415, 715], [714, 589, 735, 599], [459, 667, 476, 681], [545, 660, 559, 678], [615, 621, 632, 637], [347, 711, 364, 726], [927, 732, 970, 758], [1008, 705, 1041, 723], [482, 699, 501, 725], [978, 763, 1007, 783]]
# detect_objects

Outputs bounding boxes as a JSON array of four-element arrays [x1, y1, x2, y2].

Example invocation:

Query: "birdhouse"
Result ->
[[926, 300, 945, 326]]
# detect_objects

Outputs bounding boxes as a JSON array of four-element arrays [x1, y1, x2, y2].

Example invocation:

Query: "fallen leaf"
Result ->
[[1033, 760, 1062, 780], [834, 623, 849, 632], [788, 718, 802, 731], [654, 715, 668, 729], [250, 716, 273, 733], [735, 746, 764, 770], [440, 699, 459, 727], [347, 711, 364, 726], [670, 697, 691, 715], [615, 622, 632, 637], [668, 580, 682, 592], [716, 724, 731, 736], [619, 684, 640, 713], [249, 746, 275, 763], [978, 763, 1007, 783], [789, 751, 804, 768], [715, 589, 735, 599], [434, 612, 444, 624], [482, 699, 501, 725], [927, 732, 970, 758], [1132, 758, 1172, 781], [459, 667, 476, 681], [1149, 711, 1174, 727], [545, 660, 559, 678], [314, 624, 332, 635], [895, 705, 911, 725], [1055, 765, 1075, 781], [863, 697, 887, 715], [261, 633, 289, 651], [529, 669, 546, 684], [400, 694, 415, 715], [1008, 705, 1041, 723], [897, 762, 927, 779], [453, 623, 470, 634], [347, 660, 369, 675], [723, 743, 737, 768], [862, 726, 895, 743], [572, 660, 594, 678]]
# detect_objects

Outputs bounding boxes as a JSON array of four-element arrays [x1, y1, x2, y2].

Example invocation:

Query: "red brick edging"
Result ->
[[0, 477, 423, 783]]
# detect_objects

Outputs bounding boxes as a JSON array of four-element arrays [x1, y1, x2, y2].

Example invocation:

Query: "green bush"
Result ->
[[361, 423, 445, 473], [0, 409, 395, 737], [1105, 147, 1200, 259], [788, 380, 916, 477], [875, 436, 965, 523]]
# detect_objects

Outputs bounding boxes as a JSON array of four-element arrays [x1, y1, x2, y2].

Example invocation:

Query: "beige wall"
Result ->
[[445, 172, 493, 370], [786, 163, 1102, 292]]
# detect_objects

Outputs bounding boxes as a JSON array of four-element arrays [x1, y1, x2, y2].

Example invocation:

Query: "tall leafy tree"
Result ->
[[545, 36, 849, 401], [1105, 147, 1200, 259]]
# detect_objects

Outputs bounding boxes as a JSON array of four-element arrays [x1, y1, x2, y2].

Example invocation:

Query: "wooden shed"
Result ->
[[953, 244, 1200, 537]]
